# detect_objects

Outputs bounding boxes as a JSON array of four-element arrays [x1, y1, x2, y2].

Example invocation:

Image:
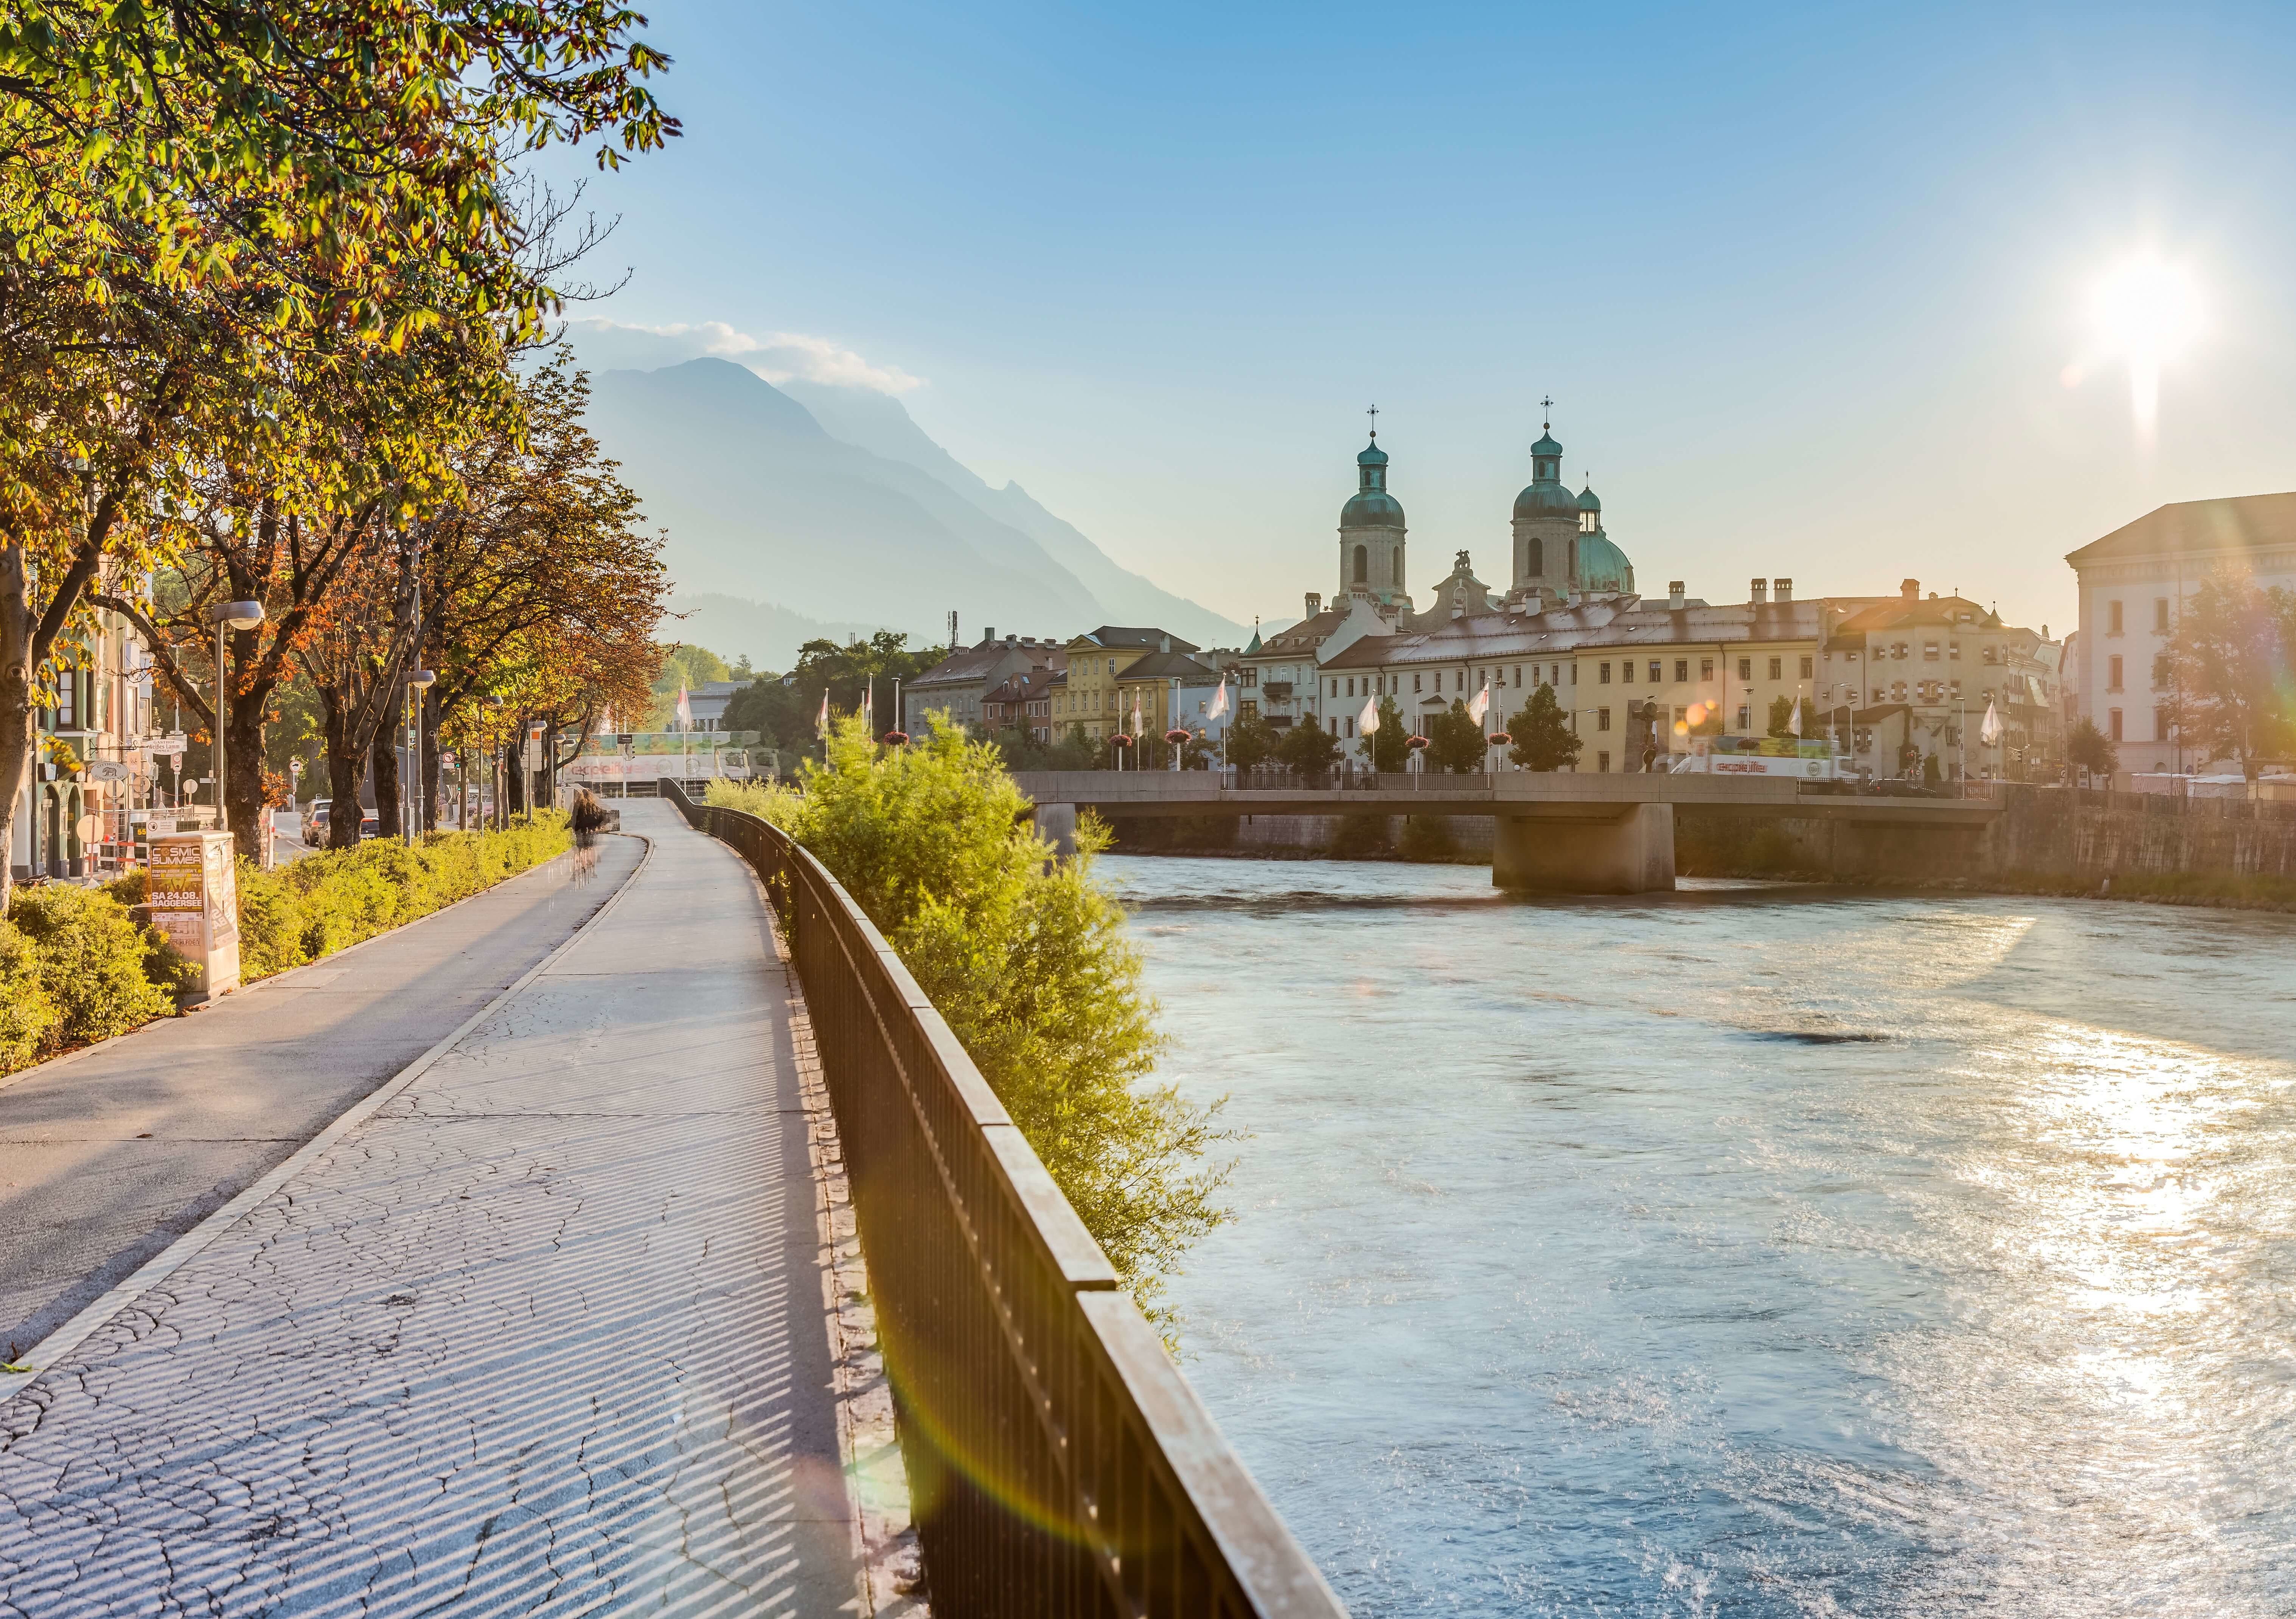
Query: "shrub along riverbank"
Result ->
[[0, 815, 572, 1078], [709, 720, 1233, 1335]]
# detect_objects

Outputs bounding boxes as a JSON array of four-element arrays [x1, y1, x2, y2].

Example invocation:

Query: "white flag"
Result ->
[[1131, 697, 1143, 737], [1979, 699, 2002, 746], [1788, 697, 1801, 737], [1208, 676, 1231, 722], [674, 684, 693, 730], [1359, 696, 1379, 733], [1468, 679, 1491, 724], [816, 691, 829, 737]]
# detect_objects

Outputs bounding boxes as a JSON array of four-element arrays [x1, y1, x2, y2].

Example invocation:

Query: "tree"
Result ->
[[1426, 698, 1487, 773], [719, 632, 947, 748], [1223, 710, 1280, 771], [2067, 716, 2119, 781], [1768, 694, 1801, 739], [1277, 713, 1341, 773], [711, 720, 1232, 1332], [1507, 685, 1582, 771], [0, 0, 678, 897], [2163, 571, 2296, 780], [1356, 695, 1407, 771]]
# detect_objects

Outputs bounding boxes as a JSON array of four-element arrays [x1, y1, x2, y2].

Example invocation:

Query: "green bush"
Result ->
[[0, 921, 58, 1071], [1329, 812, 1389, 857], [709, 724, 1232, 1334], [6, 884, 178, 1054], [1397, 815, 1457, 861]]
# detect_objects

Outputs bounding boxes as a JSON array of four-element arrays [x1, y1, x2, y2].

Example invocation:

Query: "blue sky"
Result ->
[[538, 0, 2296, 635]]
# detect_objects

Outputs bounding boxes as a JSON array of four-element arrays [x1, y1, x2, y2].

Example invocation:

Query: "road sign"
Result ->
[[88, 759, 130, 782]]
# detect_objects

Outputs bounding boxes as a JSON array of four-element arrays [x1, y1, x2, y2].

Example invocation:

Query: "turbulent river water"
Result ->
[[1099, 855, 2296, 1618]]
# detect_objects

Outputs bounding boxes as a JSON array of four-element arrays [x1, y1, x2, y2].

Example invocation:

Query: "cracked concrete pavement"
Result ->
[[0, 802, 867, 1615]]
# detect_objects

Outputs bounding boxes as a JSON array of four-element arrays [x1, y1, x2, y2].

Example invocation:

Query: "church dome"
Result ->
[[1357, 435, 1389, 467], [1342, 488, 1407, 528], [1578, 528, 1634, 593], [1531, 430, 1563, 458], [1577, 484, 1602, 513], [1512, 480, 1580, 522]]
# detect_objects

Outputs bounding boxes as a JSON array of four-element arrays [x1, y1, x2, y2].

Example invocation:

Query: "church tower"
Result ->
[[1509, 406, 1581, 602], [1339, 426, 1410, 611]]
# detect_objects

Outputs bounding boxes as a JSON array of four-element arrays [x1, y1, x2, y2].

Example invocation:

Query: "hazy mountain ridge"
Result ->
[[575, 356, 1245, 671]]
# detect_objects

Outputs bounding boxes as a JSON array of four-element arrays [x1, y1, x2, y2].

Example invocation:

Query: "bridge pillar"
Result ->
[[1493, 805, 1676, 894], [1032, 801, 1079, 862]]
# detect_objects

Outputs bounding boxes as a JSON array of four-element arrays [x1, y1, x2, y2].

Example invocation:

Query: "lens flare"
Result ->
[[2089, 253, 2204, 443]]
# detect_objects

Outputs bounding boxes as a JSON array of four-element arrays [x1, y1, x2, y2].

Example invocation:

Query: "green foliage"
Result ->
[[1768, 694, 1801, 739], [1277, 714, 1341, 773], [1356, 695, 1406, 771], [1507, 685, 1583, 771], [1397, 816, 1459, 861], [647, 644, 732, 728], [2162, 570, 2296, 776], [5, 885, 177, 1058], [1223, 710, 1280, 770], [2068, 716, 2119, 779], [1426, 698, 1487, 773], [0, 922, 59, 1072], [1328, 813, 1388, 857], [709, 721, 1232, 1331], [720, 630, 949, 749], [236, 814, 572, 976], [1923, 752, 1943, 789]]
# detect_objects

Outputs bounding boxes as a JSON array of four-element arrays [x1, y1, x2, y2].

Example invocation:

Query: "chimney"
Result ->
[[1773, 578, 1793, 603], [1305, 591, 1322, 617], [983, 625, 996, 644], [1005, 632, 1016, 646], [1668, 581, 1685, 611], [1159, 634, 1171, 653], [1900, 579, 1919, 602], [1750, 578, 1768, 605]]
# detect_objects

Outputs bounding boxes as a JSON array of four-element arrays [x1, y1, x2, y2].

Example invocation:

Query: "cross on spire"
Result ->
[[1540, 394, 1553, 429], [1366, 403, 1379, 438]]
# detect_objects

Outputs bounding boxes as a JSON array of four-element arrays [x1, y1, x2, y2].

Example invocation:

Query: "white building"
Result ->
[[2064, 493, 2296, 774]]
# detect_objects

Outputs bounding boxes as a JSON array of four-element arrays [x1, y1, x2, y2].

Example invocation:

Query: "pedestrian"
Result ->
[[570, 788, 608, 882]]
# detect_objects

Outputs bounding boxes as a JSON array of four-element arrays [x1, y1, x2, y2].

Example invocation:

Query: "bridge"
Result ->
[[1010, 770, 2003, 894]]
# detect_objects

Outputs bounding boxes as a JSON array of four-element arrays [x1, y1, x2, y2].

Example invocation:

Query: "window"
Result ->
[[1346, 716, 1355, 737], [1700, 658, 1714, 681], [1738, 658, 1752, 680], [1765, 657, 1780, 680], [1513, 666, 1522, 686], [1570, 664, 1578, 684], [1353, 545, 1367, 584], [1675, 659, 1689, 683], [1414, 673, 1423, 692], [1648, 661, 1662, 683], [1799, 656, 1813, 679], [1329, 678, 1338, 697], [1948, 641, 1960, 661], [1345, 678, 1355, 697], [1924, 642, 1939, 661], [2108, 600, 2124, 635], [2151, 657, 2169, 691], [1456, 671, 1466, 691], [1950, 680, 1961, 700], [2154, 598, 2170, 633], [1597, 707, 1612, 731], [1600, 662, 1613, 684], [2155, 707, 2171, 742], [2106, 655, 2123, 692], [1527, 537, 1543, 576], [1736, 704, 1751, 731], [2108, 708, 2123, 742]]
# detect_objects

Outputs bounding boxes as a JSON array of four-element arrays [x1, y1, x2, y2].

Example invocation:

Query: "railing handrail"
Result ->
[[660, 779, 1347, 1619]]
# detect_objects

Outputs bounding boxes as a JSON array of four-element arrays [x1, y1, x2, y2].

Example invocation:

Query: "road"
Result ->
[[0, 837, 642, 1360], [0, 801, 864, 1615]]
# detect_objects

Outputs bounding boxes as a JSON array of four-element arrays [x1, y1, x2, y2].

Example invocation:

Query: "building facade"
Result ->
[[10, 599, 169, 882], [1056, 627, 1199, 743], [904, 630, 1064, 737], [2064, 492, 2296, 775]]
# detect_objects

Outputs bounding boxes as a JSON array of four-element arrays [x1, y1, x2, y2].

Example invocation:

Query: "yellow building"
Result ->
[[1057, 627, 1199, 743]]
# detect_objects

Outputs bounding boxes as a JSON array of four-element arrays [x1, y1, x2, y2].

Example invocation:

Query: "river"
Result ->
[[1100, 854, 2296, 1617]]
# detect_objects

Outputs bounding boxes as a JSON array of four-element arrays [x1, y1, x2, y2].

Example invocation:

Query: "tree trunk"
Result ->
[[0, 543, 35, 906], [505, 734, 527, 817], [225, 671, 269, 854], [322, 701, 366, 851], [371, 721, 401, 841]]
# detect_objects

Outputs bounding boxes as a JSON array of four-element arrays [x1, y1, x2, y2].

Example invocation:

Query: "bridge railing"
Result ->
[[660, 779, 1346, 1619]]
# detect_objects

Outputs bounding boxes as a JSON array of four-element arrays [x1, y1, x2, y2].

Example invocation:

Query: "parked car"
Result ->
[[304, 799, 380, 841]]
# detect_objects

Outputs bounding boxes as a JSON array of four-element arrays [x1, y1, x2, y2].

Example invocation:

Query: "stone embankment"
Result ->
[[1112, 789, 2296, 907]]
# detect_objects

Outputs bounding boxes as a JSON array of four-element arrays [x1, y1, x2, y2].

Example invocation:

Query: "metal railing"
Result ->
[[661, 780, 1347, 1619]]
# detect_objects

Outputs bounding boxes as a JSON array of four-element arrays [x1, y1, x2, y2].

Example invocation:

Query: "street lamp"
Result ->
[[406, 666, 436, 843], [207, 601, 264, 835]]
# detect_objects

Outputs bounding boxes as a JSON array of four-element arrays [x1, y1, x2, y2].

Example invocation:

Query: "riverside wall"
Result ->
[[1110, 787, 2296, 893]]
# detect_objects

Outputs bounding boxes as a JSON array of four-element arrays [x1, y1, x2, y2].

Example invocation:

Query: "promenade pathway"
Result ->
[[0, 802, 866, 1616]]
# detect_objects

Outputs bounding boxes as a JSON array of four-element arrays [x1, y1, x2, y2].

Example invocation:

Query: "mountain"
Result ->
[[579, 359, 1247, 671], [780, 380, 1246, 649], [661, 593, 887, 672]]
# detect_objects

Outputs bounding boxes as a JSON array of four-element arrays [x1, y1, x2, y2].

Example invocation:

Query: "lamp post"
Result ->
[[406, 666, 436, 843], [207, 600, 264, 837]]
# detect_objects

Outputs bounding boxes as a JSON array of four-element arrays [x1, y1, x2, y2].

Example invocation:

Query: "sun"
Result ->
[[2088, 253, 2204, 437]]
